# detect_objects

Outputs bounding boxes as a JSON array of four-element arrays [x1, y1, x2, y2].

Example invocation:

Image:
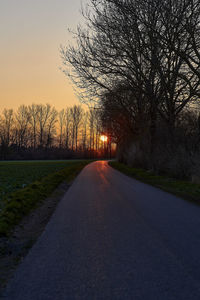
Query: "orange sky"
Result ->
[[0, 0, 87, 112]]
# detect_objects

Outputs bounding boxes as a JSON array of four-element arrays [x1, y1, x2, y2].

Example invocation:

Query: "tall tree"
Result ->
[[28, 104, 39, 149], [37, 104, 52, 148], [15, 105, 30, 148], [70, 105, 83, 151], [58, 109, 65, 148], [0, 109, 14, 158]]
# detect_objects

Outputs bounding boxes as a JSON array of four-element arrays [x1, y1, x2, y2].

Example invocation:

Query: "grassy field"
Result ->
[[0, 160, 79, 204], [109, 161, 200, 204], [0, 160, 91, 236]]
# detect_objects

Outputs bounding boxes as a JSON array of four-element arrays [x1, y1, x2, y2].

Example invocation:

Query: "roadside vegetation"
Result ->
[[109, 161, 200, 204], [0, 160, 91, 236]]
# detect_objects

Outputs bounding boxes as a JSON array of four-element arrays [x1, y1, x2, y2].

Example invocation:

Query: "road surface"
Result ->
[[3, 161, 200, 299]]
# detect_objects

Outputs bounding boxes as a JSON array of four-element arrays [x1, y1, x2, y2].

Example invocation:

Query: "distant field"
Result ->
[[0, 160, 80, 204]]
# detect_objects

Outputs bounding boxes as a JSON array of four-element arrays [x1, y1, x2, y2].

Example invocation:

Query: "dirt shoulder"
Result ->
[[0, 181, 70, 294]]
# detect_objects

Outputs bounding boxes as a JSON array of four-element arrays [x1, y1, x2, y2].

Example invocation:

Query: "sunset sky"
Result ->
[[0, 0, 87, 112]]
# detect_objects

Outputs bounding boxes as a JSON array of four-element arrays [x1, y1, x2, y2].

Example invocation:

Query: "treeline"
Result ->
[[62, 0, 200, 180], [0, 104, 112, 160]]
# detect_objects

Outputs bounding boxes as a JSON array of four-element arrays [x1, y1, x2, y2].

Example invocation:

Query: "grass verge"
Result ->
[[109, 161, 200, 204], [0, 160, 91, 236]]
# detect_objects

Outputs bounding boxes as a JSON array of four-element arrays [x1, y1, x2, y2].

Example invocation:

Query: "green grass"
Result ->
[[0, 160, 82, 204], [109, 161, 200, 203], [0, 160, 91, 236]]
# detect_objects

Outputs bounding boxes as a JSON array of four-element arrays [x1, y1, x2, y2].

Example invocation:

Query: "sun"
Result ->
[[100, 135, 108, 142]]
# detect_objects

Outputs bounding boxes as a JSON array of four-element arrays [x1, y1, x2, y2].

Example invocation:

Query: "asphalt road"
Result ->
[[3, 161, 200, 299]]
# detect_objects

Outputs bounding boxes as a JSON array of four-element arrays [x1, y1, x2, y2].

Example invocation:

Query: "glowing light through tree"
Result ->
[[100, 135, 108, 142]]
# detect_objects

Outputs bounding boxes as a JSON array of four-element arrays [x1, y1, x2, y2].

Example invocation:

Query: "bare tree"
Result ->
[[28, 104, 39, 149], [37, 104, 52, 148], [64, 107, 71, 150], [70, 105, 83, 151], [170, 0, 200, 84], [62, 0, 200, 153], [46, 107, 58, 148], [0, 109, 14, 158], [93, 109, 101, 152], [81, 111, 88, 151], [61, 0, 163, 152], [0, 103, 114, 160], [15, 105, 30, 148], [58, 109, 65, 148], [89, 108, 95, 151]]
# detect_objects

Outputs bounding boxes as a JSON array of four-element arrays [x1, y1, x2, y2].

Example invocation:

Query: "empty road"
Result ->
[[3, 161, 200, 299]]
